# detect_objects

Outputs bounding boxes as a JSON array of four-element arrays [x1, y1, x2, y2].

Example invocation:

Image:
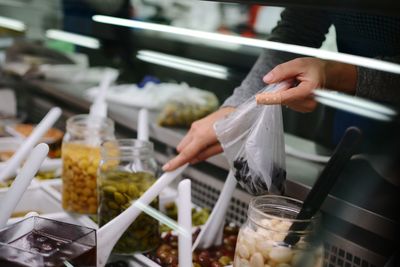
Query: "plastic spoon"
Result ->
[[138, 108, 149, 142], [89, 69, 118, 120], [0, 107, 61, 183], [97, 164, 188, 267], [193, 170, 237, 250], [0, 143, 49, 228], [284, 127, 362, 246], [178, 179, 192, 267]]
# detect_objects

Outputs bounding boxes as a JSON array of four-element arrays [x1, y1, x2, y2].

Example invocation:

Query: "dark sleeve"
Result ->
[[223, 8, 332, 107], [84, 0, 125, 15], [356, 56, 400, 106]]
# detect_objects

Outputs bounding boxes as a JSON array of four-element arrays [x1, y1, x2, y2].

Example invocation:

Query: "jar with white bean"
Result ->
[[233, 195, 323, 267]]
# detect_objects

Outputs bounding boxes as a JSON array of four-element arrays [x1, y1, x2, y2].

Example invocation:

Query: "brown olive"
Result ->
[[198, 251, 211, 267], [210, 261, 223, 267]]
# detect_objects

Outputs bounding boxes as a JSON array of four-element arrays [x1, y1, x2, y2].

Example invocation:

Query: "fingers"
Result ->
[[256, 82, 315, 105], [263, 58, 305, 84], [163, 140, 205, 171], [176, 132, 192, 152], [190, 144, 223, 164]]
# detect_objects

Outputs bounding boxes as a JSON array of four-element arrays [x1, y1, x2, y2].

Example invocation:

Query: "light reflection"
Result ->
[[314, 89, 397, 121], [45, 29, 100, 49], [93, 15, 400, 75], [137, 50, 229, 80], [134, 200, 191, 238], [0, 16, 26, 32]]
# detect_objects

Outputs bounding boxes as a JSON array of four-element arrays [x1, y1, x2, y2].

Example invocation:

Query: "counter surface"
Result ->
[[26, 79, 397, 242]]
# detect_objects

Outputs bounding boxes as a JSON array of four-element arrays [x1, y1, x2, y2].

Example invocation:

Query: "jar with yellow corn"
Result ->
[[62, 115, 115, 214], [98, 139, 160, 254], [234, 195, 323, 267]]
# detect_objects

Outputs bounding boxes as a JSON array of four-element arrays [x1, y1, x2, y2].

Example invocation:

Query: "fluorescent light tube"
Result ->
[[137, 50, 228, 80], [0, 16, 26, 32], [46, 29, 100, 49], [314, 89, 397, 121], [93, 15, 400, 75]]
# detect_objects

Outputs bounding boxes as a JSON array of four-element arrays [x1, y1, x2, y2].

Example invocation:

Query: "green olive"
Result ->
[[107, 201, 119, 210], [113, 192, 126, 204], [99, 170, 159, 254], [128, 184, 139, 197], [218, 256, 232, 265], [103, 185, 117, 194]]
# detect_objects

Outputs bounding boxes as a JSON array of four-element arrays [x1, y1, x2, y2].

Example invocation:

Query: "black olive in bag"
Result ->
[[215, 82, 288, 195]]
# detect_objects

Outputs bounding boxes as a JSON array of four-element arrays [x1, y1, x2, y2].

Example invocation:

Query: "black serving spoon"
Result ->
[[284, 127, 362, 246]]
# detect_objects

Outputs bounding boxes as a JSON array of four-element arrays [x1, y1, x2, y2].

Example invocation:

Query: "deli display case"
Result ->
[[0, 0, 399, 266]]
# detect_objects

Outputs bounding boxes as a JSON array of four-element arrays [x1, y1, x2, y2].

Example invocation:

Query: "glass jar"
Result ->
[[234, 195, 323, 267], [98, 139, 160, 254], [62, 115, 115, 214]]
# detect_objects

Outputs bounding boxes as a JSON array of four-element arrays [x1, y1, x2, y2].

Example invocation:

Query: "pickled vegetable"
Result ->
[[146, 225, 239, 267], [160, 202, 210, 232], [62, 143, 100, 214], [158, 91, 219, 128], [98, 170, 160, 254]]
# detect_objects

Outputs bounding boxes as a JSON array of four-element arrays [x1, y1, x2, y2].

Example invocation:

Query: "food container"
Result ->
[[7, 124, 64, 158], [0, 216, 96, 267], [62, 115, 115, 214], [234, 195, 323, 267], [98, 139, 159, 254]]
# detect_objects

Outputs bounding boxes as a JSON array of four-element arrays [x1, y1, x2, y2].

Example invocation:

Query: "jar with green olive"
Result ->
[[62, 114, 115, 214], [99, 139, 159, 254]]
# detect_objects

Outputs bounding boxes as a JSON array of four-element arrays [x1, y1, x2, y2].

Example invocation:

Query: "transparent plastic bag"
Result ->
[[214, 82, 288, 195]]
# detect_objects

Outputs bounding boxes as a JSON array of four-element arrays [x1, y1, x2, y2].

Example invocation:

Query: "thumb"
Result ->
[[263, 59, 304, 84]]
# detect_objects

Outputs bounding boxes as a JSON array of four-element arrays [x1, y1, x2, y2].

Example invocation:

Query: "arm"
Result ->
[[223, 8, 332, 107], [164, 8, 332, 171], [356, 56, 400, 105], [84, 0, 125, 15], [256, 56, 400, 111]]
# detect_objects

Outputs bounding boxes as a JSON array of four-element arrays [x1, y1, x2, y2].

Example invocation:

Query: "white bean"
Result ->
[[272, 232, 286, 242], [269, 246, 293, 263], [240, 258, 250, 267], [270, 218, 281, 227], [281, 221, 292, 229], [238, 243, 250, 259], [275, 222, 291, 232], [256, 228, 272, 239], [243, 237, 256, 255], [256, 240, 274, 259], [261, 219, 273, 228], [250, 252, 265, 267], [243, 227, 258, 240]]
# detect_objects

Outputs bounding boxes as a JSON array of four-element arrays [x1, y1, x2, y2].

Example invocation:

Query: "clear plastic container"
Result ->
[[62, 114, 115, 214], [98, 139, 159, 254], [234, 195, 323, 267], [0, 216, 96, 267]]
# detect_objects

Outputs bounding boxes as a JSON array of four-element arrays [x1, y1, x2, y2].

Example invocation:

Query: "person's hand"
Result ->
[[256, 57, 357, 112], [162, 107, 235, 171]]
